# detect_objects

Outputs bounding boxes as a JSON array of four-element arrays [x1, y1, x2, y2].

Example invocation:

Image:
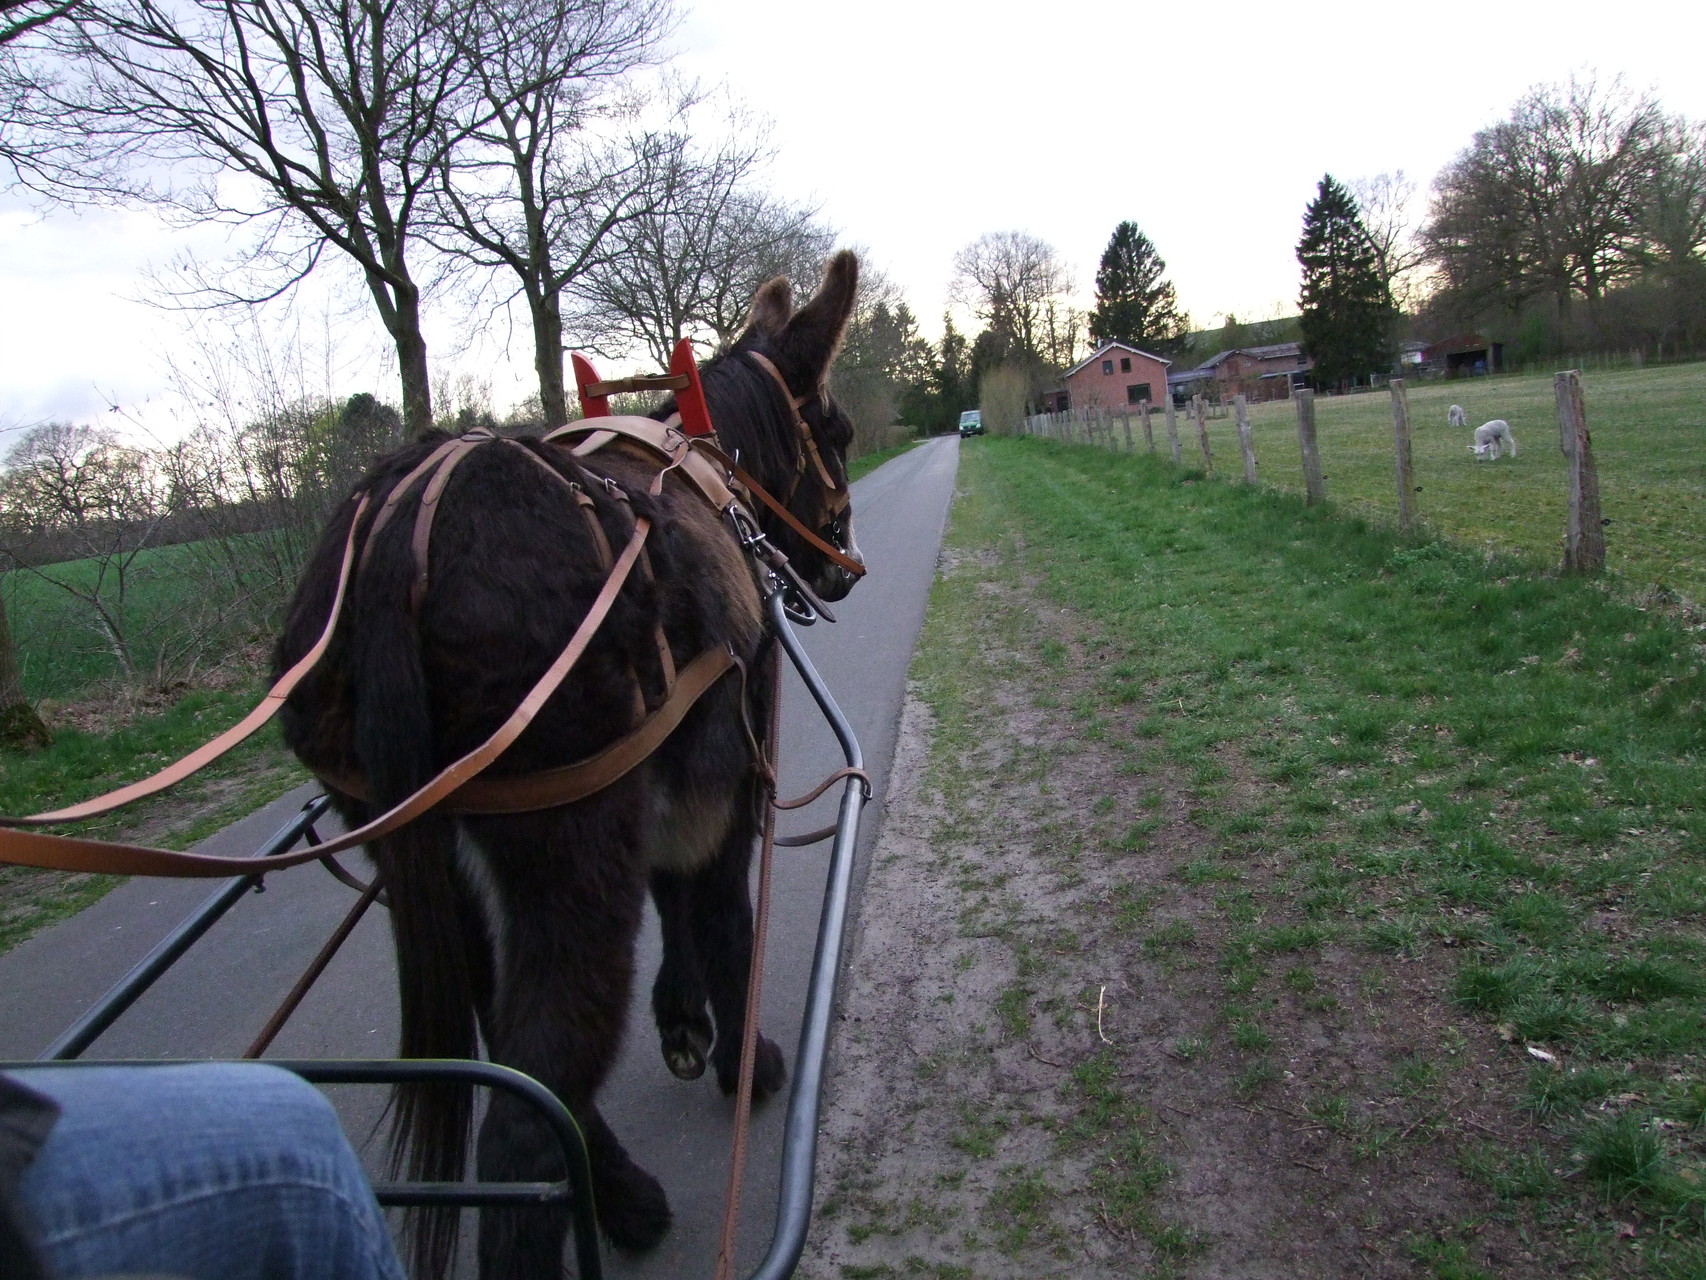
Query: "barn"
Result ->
[[1423, 333, 1505, 377], [1058, 341, 1171, 412]]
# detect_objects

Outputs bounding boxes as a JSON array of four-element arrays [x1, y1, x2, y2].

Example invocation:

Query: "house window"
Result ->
[[1127, 383, 1150, 404], [1101, 359, 1114, 375], [1120, 357, 1132, 373]]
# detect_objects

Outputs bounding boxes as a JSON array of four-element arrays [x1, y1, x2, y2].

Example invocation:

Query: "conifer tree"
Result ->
[[1297, 176, 1394, 387], [1088, 221, 1189, 354]]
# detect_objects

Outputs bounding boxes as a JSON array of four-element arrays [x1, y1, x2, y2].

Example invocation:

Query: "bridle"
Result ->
[[741, 350, 855, 557]]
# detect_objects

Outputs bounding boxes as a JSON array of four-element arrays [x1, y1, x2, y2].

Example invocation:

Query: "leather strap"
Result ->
[[545, 417, 741, 514], [409, 435, 489, 615], [0, 492, 372, 828], [690, 439, 864, 577], [0, 519, 652, 877], [583, 374, 690, 398], [773, 765, 871, 812], [359, 437, 466, 578], [308, 646, 736, 815], [713, 648, 783, 1280], [745, 351, 839, 494]]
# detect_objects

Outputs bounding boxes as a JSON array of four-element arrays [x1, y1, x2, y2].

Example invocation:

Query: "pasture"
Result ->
[[1202, 362, 1706, 605], [3, 532, 299, 702], [809, 436, 1706, 1278]]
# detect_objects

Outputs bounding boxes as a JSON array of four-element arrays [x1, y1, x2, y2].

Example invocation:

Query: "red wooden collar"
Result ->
[[571, 339, 715, 437]]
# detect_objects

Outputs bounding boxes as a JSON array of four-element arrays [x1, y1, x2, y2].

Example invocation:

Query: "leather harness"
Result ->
[[0, 358, 865, 870], [0, 345, 872, 1277]]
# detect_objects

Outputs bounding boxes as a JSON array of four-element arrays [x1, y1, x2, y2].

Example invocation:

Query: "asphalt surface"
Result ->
[[0, 433, 960, 1278]]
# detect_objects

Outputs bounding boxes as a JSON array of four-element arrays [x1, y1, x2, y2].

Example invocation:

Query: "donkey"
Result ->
[[273, 252, 864, 1278]]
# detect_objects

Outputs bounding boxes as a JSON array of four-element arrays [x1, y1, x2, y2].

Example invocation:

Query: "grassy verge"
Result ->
[[1135, 361, 1706, 605], [855, 435, 1704, 1276], [0, 685, 308, 955], [849, 437, 924, 481]]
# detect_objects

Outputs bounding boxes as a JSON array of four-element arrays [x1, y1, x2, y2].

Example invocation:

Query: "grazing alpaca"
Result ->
[[1448, 404, 1467, 428], [1470, 419, 1517, 460]]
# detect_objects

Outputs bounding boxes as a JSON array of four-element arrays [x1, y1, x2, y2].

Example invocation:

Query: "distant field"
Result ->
[[3, 534, 299, 702], [1183, 362, 1706, 605]]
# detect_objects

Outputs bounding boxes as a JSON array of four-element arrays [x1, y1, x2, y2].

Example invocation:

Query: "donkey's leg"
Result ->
[[464, 814, 670, 1276], [691, 801, 787, 1101], [650, 869, 715, 1080]]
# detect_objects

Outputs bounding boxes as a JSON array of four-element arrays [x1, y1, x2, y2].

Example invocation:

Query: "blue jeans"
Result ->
[[11, 1063, 406, 1280]]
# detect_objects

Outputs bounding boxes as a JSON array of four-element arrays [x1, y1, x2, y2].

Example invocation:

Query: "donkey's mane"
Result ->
[[653, 337, 799, 499]]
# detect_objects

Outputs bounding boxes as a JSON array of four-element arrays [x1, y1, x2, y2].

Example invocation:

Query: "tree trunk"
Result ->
[[394, 316, 434, 437], [533, 296, 569, 428], [0, 592, 51, 750], [371, 272, 434, 436]]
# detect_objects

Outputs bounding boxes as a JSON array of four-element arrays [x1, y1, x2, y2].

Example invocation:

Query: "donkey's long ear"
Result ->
[[747, 276, 793, 336], [774, 250, 859, 388]]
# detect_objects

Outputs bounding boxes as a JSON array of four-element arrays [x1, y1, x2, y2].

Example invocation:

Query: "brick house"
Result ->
[[1058, 341, 1171, 412], [1194, 341, 1313, 403]]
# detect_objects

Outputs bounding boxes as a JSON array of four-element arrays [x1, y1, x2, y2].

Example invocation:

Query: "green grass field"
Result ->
[[1141, 363, 1706, 605], [922, 436, 1706, 1272], [3, 533, 302, 702]]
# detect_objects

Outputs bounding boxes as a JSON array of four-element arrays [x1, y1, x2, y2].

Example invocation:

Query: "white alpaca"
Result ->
[[1469, 420, 1516, 460], [1448, 404, 1467, 428]]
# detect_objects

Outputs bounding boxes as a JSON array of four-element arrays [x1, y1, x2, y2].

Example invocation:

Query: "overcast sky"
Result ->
[[2, 0, 1703, 436]]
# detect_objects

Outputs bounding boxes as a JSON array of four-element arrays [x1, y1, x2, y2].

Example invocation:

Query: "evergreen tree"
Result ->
[[1297, 176, 1394, 387], [1088, 222, 1189, 355], [936, 314, 970, 411]]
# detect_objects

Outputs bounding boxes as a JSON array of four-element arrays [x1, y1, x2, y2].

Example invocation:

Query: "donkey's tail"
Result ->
[[350, 588, 477, 1280]]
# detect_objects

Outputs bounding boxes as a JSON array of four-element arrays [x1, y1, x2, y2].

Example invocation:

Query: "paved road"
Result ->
[[0, 433, 960, 1278]]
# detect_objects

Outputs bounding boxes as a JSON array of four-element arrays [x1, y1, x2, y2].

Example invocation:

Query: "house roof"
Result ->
[[1242, 341, 1303, 360], [1167, 367, 1215, 386], [1062, 340, 1172, 380], [1196, 341, 1304, 370]]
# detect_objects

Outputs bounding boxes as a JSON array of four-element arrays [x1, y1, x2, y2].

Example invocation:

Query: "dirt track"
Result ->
[[800, 557, 1566, 1280]]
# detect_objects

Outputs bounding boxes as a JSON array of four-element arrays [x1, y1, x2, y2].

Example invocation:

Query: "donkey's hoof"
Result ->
[[716, 1033, 786, 1102], [662, 1024, 711, 1080], [598, 1164, 671, 1252]]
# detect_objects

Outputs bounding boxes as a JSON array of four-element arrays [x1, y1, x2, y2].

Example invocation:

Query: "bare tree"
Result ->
[[950, 231, 1072, 363], [429, 0, 674, 425], [1350, 171, 1428, 312], [0, 577, 51, 748], [1642, 118, 1706, 273], [566, 115, 834, 368], [1425, 75, 1669, 323], [0, 0, 80, 184], [0, 0, 78, 43], [1, 422, 166, 679], [16, 0, 483, 433]]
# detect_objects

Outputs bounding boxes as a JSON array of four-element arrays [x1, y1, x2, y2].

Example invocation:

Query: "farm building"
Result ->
[[1168, 341, 1313, 404], [1055, 341, 1171, 413], [1422, 333, 1504, 377]]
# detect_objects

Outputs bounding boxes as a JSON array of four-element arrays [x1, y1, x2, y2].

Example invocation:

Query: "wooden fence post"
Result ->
[[1194, 394, 1212, 473], [1165, 397, 1181, 464], [1121, 407, 1134, 452], [1234, 394, 1257, 483], [1295, 388, 1326, 505], [1556, 370, 1605, 572], [1390, 377, 1417, 532], [1140, 401, 1154, 452]]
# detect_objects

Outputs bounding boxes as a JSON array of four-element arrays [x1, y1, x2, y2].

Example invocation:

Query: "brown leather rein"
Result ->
[[0, 397, 862, 875]]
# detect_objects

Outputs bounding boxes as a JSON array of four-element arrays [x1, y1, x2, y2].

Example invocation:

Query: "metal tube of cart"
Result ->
[[12, 592, 868, 1280]]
